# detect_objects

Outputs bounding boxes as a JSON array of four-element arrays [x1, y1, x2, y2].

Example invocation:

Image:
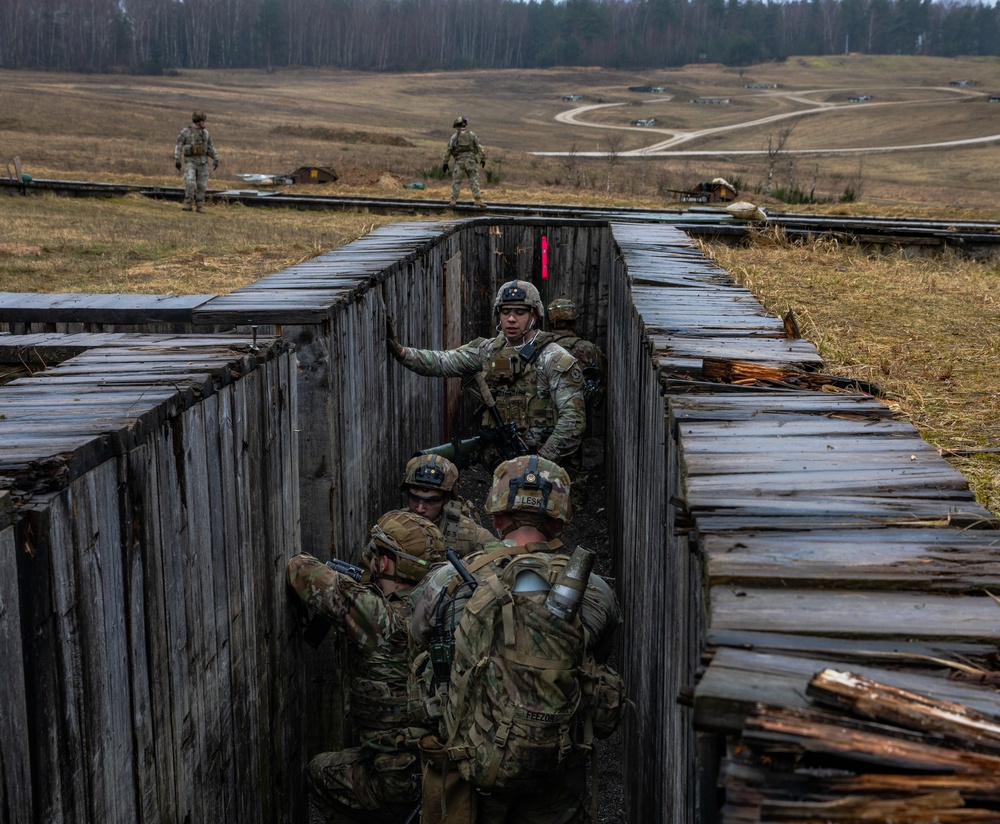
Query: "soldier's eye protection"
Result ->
[[408, 491, 445, 505], [499, 307, 530, 318]]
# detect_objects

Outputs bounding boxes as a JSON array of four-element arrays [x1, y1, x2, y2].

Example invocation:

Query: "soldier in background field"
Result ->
[[442, 116, 486, 208], [174, 111, 219, 213]]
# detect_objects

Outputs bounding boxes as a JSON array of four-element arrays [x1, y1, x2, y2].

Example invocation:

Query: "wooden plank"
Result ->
[[694, 647, 1000, 735], [807, 669, 1000, 752], [703, 527, 1000, 591], [710, 587, 1000, 642], [0, 509, 32, 822]]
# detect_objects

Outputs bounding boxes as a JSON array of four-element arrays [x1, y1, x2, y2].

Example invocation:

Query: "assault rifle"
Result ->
[[301, 558, 367, 648], [420, 373, 528, 468]]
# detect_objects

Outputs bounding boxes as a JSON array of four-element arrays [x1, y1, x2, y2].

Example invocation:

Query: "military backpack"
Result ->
[[442, 550, 624, 794]]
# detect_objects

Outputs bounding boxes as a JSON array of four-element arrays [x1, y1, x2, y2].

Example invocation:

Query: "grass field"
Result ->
[[0, 57, 997, 513]]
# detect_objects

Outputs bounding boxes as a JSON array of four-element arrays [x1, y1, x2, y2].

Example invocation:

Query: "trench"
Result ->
[[3, 214, 996, 824]]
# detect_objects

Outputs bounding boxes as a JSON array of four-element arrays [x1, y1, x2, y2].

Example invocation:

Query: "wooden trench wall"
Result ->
[[3, 217, 999, 824], [0, 335, 302, 824]]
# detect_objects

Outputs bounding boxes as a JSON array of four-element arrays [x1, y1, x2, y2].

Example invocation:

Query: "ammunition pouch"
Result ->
[[419, 734, 477, 824]]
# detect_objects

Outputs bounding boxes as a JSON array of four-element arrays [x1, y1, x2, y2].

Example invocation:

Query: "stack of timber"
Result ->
[[678, 380, 1000, 820]]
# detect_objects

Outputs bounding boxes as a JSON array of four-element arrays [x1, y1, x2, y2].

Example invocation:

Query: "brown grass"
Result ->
[[0, 193, 395, 293], [702, 233, 1000, 514]]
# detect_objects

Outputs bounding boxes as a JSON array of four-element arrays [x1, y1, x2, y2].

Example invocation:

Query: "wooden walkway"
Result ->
[[605, 222, 1000, 824]]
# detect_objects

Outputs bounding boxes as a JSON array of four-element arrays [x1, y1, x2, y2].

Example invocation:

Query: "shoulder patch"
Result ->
[[568, 364, 584, 385], [553, 352, 577, 372]]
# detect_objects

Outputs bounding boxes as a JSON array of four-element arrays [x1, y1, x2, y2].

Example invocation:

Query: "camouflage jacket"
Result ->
[[174, 125, 219, 165], [399, 331, 586, 461], [444, 128, 484, 163], [437, 500, 494, 557], [287, 553, 422, 732], [549, 331, 607, 410]]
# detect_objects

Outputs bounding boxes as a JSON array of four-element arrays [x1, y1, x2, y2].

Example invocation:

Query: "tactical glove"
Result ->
[[213, 159, 219, 171], [480, 159, 486, 168], [386, 316, 405, 362], [175, 160, 182, 170], [441, 163, 448, 174]]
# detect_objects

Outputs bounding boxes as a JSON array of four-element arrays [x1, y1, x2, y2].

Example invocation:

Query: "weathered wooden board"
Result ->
[[694, 647, 1000, 734], [710, 587, 1000, 641], [703, 527, 1000, 590]]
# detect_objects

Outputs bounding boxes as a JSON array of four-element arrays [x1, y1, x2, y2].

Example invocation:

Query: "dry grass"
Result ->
[[702, 233, 1000, 514], [0, 193, 394, 293]]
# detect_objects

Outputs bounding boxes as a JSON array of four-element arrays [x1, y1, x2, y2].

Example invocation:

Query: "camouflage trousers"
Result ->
[[182, 160, 211, 207], [450, 156, 482, 201], [306, 729, 422, 823], [476, 763, 587, 824]]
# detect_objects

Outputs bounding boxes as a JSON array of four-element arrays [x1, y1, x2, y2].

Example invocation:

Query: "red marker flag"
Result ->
[[541, 236, 548, 280]]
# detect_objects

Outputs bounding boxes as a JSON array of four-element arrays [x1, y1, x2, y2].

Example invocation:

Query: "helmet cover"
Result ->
[[485, 455, 572, 524], [401, 453, 459, 495]]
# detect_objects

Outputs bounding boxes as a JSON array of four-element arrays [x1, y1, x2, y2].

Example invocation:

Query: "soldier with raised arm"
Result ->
[[387, 280, 586, 468]]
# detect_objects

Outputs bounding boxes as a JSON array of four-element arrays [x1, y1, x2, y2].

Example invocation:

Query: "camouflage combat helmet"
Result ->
[[192, 111, 207, 123], [453, 116, 468, 128], [547, 297, 578, 324], [485, 455, 572, 524], [400, 453, 459, 496], [493, 280, 545, 320], [368, 510, 445, 585]]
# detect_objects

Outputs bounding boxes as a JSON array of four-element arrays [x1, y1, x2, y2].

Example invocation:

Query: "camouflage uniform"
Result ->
[[443, 117, 486, 205], [408, 457, 621, 824], [547, 298, 608, 505], [173, 111, 219, 212], [398, 333, 585, 464], [287, 512, 444, 822]]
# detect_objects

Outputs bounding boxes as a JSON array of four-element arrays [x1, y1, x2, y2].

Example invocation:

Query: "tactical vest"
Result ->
[[438, 501, 487, 557], [183, 127, 210, 158], [449, 130, 476, 158], [484, 335, 558, 434], [348, 595, 413, 730]]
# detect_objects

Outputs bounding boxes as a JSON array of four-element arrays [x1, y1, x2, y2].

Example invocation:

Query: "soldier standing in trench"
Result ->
[[286, 511, 445, 823], [387, 280, 587, 470]]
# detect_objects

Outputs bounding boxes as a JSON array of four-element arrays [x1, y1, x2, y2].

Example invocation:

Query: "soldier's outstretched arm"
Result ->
[[397, 337, 489, 378]]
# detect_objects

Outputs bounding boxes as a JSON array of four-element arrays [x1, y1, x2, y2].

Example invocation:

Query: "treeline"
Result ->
[[2, 0, 998, 73]]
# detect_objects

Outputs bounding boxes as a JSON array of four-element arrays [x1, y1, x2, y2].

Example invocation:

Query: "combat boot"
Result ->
[[182, 203, 193, 212], [474, 198, 486, 209], [196, 204, 205, 213], [448, 199, 456, 208]]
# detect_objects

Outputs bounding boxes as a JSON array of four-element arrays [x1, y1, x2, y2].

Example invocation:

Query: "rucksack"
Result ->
[[441, 551, 624, 794]]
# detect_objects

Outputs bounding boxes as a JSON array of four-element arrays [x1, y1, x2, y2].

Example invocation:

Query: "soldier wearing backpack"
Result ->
[[408, 456, 624, 824], [286, 511, 446, 823]]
